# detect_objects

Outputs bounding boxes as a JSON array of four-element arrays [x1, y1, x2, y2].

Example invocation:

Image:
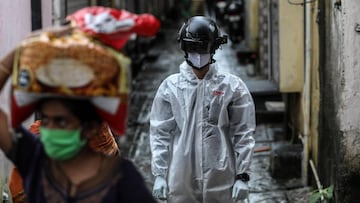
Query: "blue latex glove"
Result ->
[[152, 176, 168, 200], [231, 180, 249, 201]]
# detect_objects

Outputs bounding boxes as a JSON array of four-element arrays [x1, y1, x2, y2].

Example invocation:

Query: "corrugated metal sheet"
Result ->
[[67, 0, 90, 15], [119, 0, 174, 16], [97, 0, 113, 7]]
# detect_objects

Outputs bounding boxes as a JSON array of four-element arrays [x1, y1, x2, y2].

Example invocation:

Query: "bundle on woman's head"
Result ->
[[10, 6, 161, 135]]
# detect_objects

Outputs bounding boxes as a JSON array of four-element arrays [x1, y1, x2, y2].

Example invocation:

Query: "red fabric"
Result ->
[[10, 95, 36, 130], [66, 6, 160, 50], [96, 101, 128, 135]]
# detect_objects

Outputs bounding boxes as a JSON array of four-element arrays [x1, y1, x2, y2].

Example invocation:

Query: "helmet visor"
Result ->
[[182, 38, 211, 54]]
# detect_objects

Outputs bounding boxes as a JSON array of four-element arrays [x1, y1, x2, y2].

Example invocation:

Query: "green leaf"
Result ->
[[310, 192, 321, 203], [309, 185, 334, 203], [323, 185, 334, 199]]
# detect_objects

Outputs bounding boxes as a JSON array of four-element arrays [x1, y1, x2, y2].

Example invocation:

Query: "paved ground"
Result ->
[[120, 21, 313, 202]]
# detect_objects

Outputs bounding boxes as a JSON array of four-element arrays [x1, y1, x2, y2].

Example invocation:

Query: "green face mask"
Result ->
[[40, 127, 87, 161]]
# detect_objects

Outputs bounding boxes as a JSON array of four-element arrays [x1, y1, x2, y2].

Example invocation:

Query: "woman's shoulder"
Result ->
[[6, 125, 42, 162], [118, 157, 144, 179], [111, 157, 157, 202]]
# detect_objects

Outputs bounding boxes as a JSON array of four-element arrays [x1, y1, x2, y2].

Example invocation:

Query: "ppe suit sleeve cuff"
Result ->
[[155, 175, 165, 178], [152, 170, 167, 178]]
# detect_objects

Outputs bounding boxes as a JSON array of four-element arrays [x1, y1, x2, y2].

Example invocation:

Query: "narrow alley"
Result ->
[[1, 1, 360, 203], [121, 20, 312, 202]]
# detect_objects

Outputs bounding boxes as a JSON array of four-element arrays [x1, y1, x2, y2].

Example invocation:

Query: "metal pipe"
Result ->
[[53, 0, 62, 25], [267, 0, 272, 80], [303, 0, 312, 186]]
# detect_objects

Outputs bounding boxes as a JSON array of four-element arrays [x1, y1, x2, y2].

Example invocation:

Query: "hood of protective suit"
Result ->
[[179, 61, 216, 81]]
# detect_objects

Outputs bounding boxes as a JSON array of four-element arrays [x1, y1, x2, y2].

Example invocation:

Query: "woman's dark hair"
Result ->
[[36, 97, 102, 124]]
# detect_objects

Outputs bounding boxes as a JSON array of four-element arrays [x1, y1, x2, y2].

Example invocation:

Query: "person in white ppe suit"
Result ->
[[150, 16, 256, 203]]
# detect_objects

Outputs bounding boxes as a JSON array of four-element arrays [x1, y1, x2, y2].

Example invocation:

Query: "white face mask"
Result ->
[[187, 53, 211, 69]]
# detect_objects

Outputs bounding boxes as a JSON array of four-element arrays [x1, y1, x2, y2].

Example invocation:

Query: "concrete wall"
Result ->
[[337, 0, 360, 200], [278, 0, 304, 92], [42, 0, 53, 27], [0, 0, 32, 183], [0, 1, 31, 57], [340, 0, 360, 173], [245, 0, 259, 52], [318, 0, 360, 202]]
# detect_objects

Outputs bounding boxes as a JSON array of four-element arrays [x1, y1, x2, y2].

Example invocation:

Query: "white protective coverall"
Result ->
[[150, 61, 256, 203]]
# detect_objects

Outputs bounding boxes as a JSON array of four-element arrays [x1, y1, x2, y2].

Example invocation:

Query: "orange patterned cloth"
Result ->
[[9, 120, 119, 203], [28, 120, 41, 135], [9, 167, 26, 203], [88, 122, 119, 156]]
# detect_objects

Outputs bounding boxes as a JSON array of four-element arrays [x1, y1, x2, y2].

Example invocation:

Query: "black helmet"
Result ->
[[178, 16, 227, 54]]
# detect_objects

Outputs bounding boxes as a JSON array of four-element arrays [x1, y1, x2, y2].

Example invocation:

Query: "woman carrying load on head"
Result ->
[[0, 6, 160, 203]]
